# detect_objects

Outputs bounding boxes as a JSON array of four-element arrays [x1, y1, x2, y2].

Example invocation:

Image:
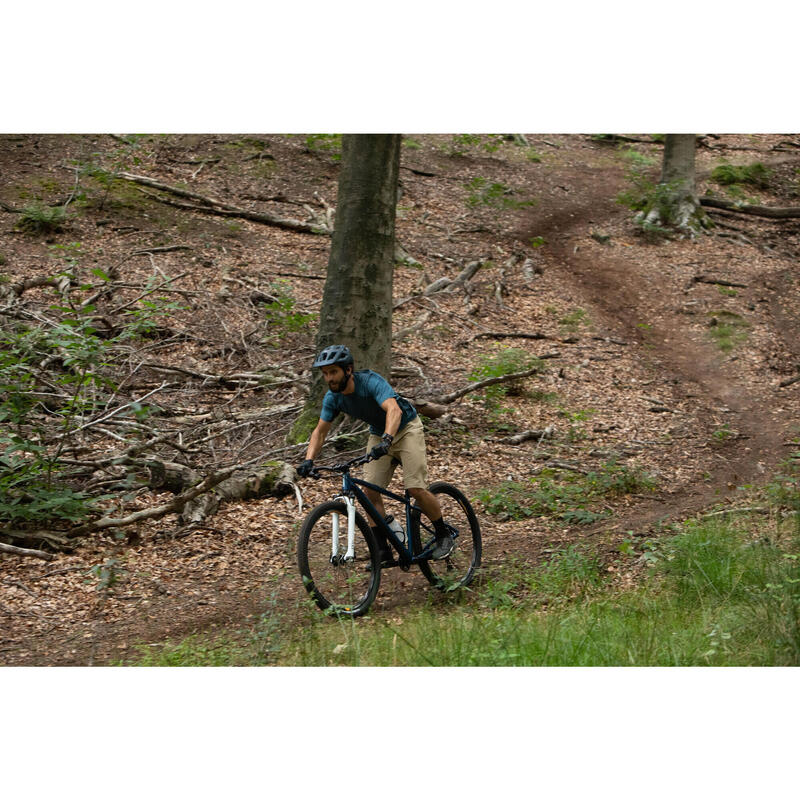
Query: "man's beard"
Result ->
[[328, 374, 348, 393]]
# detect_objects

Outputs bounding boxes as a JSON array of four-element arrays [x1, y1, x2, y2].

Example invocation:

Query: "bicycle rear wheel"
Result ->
[[297, 500, 381, 617], [413, 482, 482, 592]]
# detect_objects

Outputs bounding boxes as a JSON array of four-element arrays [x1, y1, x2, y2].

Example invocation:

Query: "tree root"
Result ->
[[700, 196, 800, 219]]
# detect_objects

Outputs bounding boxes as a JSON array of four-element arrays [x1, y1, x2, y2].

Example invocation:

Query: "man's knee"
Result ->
[[364, 487, 380, 502]]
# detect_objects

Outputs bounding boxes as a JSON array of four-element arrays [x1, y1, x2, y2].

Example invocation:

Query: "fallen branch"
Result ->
[[589, 134, 663, 145], [689, 274, 749, 289], [700, 196, 800, 219], [459, 331, 552, 347], [394, 259, 487, 309], [1, 275, 59, 300], [426, 357, 559, 406], [69, 457, 284, 535], [491, 426, 555, 445], [118, 172, 328, 234], [779, 374, 800, 388], [1, 528, 70, 547], [394, 310, 432, 342], [0, 541, 55, 561], [145, 459, 297, 523], [535, 459, 590, 475], [702, 506, 769, 518]]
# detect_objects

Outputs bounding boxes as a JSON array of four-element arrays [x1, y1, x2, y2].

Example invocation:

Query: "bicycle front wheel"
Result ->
[[413, 482, 482, 592], [297, 500, 381, 617]]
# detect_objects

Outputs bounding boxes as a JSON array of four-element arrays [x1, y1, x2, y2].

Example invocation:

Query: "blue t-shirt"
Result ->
[[320, 370, 417, 435]]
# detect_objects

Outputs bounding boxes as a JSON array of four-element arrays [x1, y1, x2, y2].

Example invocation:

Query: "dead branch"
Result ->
[[491, 426, 555, 445], [275, 271, 326, 281], [117, 172, 329, 234], [702, 506, 770, 518], [533, 459, 590, 475], [394, 259, 487, 309], [1, 275, 59, 300], [0, 541, 56, 561], [139, 362, 297, 389], [1, 528, 70, 547], [589, 134, 663, 145], [145, 459, 296, 523], [689, 275, 749, 289], [131, 245, 192, 255], [459, 331, 552, 347], [700, 196, 800, 219], [68, 455, 289, 535], [394, 310, 432, 342], [426, 357, 559, 405], [779, 374, 800, 388], [53, 382, 171, 440]]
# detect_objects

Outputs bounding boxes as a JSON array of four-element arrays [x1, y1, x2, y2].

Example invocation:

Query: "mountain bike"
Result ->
[[296, 452, 482, 617]]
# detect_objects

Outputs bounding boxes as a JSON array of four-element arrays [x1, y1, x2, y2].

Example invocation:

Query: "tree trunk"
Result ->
[[641, 134, 703, 235], [290, 134, 402, 443]]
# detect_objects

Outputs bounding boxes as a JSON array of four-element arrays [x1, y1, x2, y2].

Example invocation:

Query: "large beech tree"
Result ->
[[291, 134, 402, 442]]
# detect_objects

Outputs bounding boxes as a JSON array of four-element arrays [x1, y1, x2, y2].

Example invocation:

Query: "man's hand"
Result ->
[[368, 433, 394, 461], [297, 459, 315, 478]]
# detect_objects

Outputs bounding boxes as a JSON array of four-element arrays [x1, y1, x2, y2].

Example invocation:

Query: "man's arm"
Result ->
[[380, 397, 403, 438], [305, 418, 332, 461]]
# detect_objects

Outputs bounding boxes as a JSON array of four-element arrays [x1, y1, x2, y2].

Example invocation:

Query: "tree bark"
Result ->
[[291, 134, 402, 442], [641, 134, 703, 235]]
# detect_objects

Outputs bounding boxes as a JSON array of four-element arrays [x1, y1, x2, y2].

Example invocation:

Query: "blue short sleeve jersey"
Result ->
[[320, 370, 417, 435]]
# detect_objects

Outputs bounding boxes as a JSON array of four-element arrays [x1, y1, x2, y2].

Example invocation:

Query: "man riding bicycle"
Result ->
[[297, 344, 456, 562]]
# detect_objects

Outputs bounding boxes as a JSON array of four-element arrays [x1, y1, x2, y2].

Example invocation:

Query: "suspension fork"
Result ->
[[332, 494, 357, 562]]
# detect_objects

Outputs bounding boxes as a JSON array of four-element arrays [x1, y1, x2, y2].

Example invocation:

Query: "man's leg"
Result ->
[[363, 437, 397, 560], [407, 487, 442, 523], [397, 419, 455, 559], [363, 486, 386, 525]]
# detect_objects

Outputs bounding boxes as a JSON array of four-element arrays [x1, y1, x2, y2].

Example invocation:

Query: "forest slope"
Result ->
[[1, 133, 798, 665]]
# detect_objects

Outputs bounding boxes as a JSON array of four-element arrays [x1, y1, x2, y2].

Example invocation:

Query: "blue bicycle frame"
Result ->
[[337, 471, 439, 566]]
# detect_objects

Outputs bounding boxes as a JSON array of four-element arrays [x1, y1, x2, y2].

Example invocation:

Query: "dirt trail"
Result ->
[[527, 171, 795, 530]]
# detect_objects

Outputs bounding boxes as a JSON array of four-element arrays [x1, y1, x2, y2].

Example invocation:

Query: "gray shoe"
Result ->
[[430, 532, 456, 560]]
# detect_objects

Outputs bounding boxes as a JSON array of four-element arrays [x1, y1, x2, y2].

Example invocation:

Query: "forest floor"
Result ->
[[1, 132, 799, 666]]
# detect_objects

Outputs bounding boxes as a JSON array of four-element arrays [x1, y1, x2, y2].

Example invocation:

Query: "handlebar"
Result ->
[[307, 452, 374, 479]]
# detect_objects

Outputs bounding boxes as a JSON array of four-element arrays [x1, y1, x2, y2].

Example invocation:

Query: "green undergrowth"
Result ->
[[711, 162, 771, 190], [707, 310, 749, 352], [118, 464, 800, 667], [476, 461, 657, 525]]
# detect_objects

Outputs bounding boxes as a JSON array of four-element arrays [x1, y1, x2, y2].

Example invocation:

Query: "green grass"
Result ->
[[119, 466, 800, 667], [277, 514, 800, 666], [707, 310, 749, 352], [464, 177, 536, 209], [476, 461, 656, 524], [559, 307, 588, 332]]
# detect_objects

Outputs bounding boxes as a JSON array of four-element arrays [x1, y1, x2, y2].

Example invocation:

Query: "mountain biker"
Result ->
[[297, 344, 456, 562]]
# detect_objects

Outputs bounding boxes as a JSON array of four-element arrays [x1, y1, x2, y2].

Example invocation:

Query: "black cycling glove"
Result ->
[[369, 433, 394, 460], [297, 459, 315, 477]]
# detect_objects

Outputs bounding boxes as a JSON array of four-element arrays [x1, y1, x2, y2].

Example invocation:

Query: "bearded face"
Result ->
[[321, 365, 351, 393]]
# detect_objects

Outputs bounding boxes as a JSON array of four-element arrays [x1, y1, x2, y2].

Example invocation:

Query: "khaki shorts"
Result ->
[[364, 416, 428, 490]]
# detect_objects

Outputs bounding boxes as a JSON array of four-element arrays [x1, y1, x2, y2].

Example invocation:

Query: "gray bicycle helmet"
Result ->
[[313, 344, 354, 369]]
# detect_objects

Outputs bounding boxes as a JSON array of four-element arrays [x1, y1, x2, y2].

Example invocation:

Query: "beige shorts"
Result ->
[[364, 416, 428, 490]]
